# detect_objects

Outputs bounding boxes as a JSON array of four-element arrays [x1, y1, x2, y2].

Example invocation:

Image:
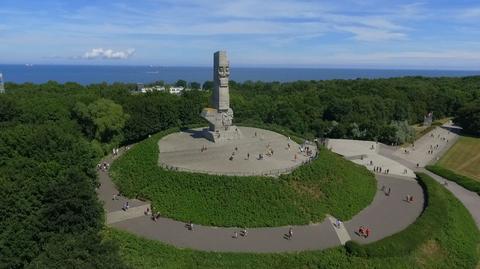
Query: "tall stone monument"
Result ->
[[0, 73, 4, 94], [201, 51, 242, 142]]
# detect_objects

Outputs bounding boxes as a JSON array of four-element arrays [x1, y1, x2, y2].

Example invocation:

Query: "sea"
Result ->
[[0, 64, 479, 85]]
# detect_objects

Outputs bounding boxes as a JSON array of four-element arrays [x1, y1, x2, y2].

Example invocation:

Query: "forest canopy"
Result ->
[[0, 76, 479, 267]]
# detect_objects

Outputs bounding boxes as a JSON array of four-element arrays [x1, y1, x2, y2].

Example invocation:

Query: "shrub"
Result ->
[[345, 241, 367, 257]]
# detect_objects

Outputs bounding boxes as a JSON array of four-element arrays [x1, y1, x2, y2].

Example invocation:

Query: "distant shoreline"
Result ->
[[0, 64, 479, 85]]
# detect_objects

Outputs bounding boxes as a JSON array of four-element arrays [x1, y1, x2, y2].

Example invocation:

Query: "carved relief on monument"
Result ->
[[201, 51, 241, 142]]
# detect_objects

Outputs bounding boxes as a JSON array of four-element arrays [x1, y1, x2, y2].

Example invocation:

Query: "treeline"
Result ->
[[229, 77, 480, 141], [0, 87, 129, 267], [0, 76, 479, 267]]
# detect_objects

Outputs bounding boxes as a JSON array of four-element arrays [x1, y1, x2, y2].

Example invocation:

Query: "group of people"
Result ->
[[427, 144, 439, 155], [98, 162, 109, 171], [373, 166, 389, 174], [201, 145, 208, 152], [112, 147, 121, 157], [232, 228, 248, 239], [142, 207, 162, 221], [405, 195, 414, 203], [431, 133, 449, 143], [358, 226, 371, 238]]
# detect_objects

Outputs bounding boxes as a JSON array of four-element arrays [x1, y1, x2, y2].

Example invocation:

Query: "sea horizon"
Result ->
[[1, 64, 479, 85]]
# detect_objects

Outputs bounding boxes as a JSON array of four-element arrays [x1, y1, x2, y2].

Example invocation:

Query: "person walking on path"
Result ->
[[365, 228, 371, 238], [233, 231, 238, 239], [288, 227, 293, 240], [358, 226, 365, 237], [335, 219, 342, 229], [242, 228, 248, 237]]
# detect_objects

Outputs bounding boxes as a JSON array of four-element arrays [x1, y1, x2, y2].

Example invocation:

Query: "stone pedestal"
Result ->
[[202, 126, 243, 143]]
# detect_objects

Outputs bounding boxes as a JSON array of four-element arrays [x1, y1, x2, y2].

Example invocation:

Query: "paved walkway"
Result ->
[[328, 139, 416, 178], [96, 124, 480, 253], [97, 142, 425, 252], [378, 124, 480, 228], [158, 127, 316, 177]]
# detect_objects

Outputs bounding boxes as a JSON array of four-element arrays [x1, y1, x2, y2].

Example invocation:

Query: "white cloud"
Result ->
[[82, 48, 135, 60], [336, 26, 407, 42]]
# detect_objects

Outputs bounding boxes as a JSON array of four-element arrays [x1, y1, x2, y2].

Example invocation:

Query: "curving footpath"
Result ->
[[378, 124, 480, 227], [96, 124, 480, 253], [98, 154, 425, 252]]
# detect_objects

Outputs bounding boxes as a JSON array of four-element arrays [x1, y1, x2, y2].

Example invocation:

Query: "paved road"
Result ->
[[97, 145, 424, 252]]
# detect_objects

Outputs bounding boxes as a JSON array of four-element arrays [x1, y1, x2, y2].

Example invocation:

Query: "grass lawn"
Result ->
[[437, 136, 480, 181], [104, 173, 480, 269], [110, 128, 376, 227]]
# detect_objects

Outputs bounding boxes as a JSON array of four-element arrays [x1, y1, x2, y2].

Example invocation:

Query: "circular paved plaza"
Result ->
[[158, 127, 316, 176]]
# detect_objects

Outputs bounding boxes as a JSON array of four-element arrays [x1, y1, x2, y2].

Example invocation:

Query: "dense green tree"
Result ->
[[455, 100, 480, 135], [202, 80, 213, 90], [189, 81, 201, 89], [73, 99, 129, 145], [122, 93, 180, 142], [175, 79, 187, 88], [0, 95, 18, 123]]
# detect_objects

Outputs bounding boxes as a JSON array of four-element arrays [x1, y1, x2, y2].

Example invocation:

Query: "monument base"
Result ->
[[203, 126, 243, 143]]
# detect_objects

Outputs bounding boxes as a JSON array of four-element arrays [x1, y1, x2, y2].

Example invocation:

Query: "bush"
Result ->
[[344, 241, 367, 257]]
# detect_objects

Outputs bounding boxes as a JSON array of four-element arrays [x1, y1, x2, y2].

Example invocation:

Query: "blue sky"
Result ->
[[1, 0, 480, 69]]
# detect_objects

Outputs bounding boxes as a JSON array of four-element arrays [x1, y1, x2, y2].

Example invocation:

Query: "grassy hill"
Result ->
[[104, 173, 480, 269], [110, 128, 376, 227]]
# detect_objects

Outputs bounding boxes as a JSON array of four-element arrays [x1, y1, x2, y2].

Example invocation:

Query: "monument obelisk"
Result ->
[[0, 73, 4, 94], [201, 51, 241, 142]]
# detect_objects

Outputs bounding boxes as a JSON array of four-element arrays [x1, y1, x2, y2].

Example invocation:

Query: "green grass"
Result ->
[[426, 165, 480, 195], [104, 173, 480, 269], [426, 135, 480, 195], [436, 136, 480, 181], [110, 128, 376, 227]]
